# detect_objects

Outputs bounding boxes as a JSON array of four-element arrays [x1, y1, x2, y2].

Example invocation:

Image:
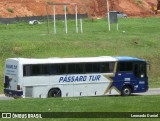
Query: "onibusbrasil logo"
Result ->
[[1, 113, 42, 118]]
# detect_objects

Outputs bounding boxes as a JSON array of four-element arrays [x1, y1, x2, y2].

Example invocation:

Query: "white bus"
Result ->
[[4, 56, 148, 98]]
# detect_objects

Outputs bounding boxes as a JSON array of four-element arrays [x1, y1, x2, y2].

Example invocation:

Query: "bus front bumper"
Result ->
[[133, 86, 148, 93], [4, 89, 23, 97]]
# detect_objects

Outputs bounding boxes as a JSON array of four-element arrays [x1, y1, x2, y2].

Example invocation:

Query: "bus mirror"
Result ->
[[147, 63, 150, 71]]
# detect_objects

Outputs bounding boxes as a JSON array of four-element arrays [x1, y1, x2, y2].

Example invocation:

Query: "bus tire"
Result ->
[[121, 86, 131, 96], [48, 88, 61, 98]]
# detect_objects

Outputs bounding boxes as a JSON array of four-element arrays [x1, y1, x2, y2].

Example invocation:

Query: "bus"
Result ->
[[4, 56, 148, 98]]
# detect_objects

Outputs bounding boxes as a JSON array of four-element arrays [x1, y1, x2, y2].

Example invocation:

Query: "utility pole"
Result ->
[[106, 0, 110, 31], [46, 0, 50, 34], [74, 4, 78, 33], [53, 5, 56, 34], [64, 5, 68, 34]]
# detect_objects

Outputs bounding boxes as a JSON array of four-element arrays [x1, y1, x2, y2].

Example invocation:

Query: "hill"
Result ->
[[0, 0, 158, 18]]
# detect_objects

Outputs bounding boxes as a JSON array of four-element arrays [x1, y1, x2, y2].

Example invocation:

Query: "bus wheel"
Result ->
[[121, 86, 131, 96], [48, 88, 61, 98]]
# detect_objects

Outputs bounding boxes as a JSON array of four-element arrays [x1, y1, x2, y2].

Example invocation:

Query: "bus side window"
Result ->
[[100, 62, 115, 73], [58, 64, 67, 75], [85, 63, 100, 73], [92, 63, 100, 73], [134, 64, 139, 77], [109, 62, 115, 72], [101, 63, 109, 73], [42, 65, 50, 75], [68, 63, 85, 74], [23, 65, 31, 76], [75, 64, 84, 73], [50, 64, 58, 75], [118, 62, 133, 72], [68, 64, 76, 74], [31, 65, 41, 76], [31, 64, 50, 76], [85, 63, 93, 73]]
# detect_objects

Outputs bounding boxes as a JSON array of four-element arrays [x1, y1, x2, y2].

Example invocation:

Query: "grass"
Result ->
[[0, 17, 160, 93], [1, 96, 160, 112], [0, 95, 160, 120], [0, 16, 160, 120], [0, 17, 160, 88]]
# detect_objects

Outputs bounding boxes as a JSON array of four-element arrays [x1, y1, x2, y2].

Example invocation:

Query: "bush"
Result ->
[[7, 8, 14, 13]]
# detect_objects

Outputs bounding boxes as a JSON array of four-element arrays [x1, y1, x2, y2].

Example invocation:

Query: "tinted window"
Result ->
[[75, 64, 84, 73], [68, 64, 76, 74], [85, 63, 100, 73], [85, 63, 93, 73], [23, 64, 49, 76], [23, 62, 115, 76], [101, 63, 114, 73], [134, 63, 146, 78], [50, 64, 58, 75], [92, 63, 100, 73], [23, 65, 31, 76], [58, 64, 67, 74], [85, 62, 115, 73], [67, 64, 84, 74], [118, 62, 133, 72]]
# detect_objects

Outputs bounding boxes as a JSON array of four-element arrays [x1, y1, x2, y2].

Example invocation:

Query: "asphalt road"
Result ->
[[0, 94, 14, 100], [0, 88, 160, 100], [133, 88, 160, 96]]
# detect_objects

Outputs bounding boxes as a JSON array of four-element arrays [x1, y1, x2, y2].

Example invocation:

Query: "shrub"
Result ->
[[135, 0, 143, 4], [7, 8, 14, 13]]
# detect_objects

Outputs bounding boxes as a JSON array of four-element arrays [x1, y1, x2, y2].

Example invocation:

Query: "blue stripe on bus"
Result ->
[[110, 72, 148, 93], [113, 56, 145, 62], [4, 89, 23, 97]]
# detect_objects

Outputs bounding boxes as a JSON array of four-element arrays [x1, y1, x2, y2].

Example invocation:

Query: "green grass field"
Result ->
[[1, 95, 160, 112], [0, 17, 160, 120], [0, 17, 160, 93], [0, 96, 160, 120]]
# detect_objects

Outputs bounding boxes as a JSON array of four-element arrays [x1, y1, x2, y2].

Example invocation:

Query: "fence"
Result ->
[[0, 14, 88, 24]]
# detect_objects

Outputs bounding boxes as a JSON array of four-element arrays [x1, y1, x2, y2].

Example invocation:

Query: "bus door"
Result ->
[[133, 62, 148, 92], [114, 62, 135, 90]]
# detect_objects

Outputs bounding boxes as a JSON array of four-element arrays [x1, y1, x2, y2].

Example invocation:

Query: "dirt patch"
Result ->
[[0, 0, 158, 18]]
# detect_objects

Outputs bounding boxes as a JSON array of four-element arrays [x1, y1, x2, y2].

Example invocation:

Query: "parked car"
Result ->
[[107, 11, 128, 18], [116, 11, 128, 18], [29, 20, 41, 25]]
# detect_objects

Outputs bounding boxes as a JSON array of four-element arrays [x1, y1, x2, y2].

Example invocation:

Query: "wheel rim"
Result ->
[[51, 92, 56, 97], [50, 91, 57, 97], [48, 89, 61, 97], [124, 88, 130, 95]]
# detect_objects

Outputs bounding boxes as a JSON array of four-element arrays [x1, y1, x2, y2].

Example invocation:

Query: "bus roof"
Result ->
[[6, 56, 146, 64], [7, 56, 116, 64], [114, 56, 145, 62]]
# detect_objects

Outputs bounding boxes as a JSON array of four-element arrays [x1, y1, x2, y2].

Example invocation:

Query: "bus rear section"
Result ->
[[4, 58, 23, 97]]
